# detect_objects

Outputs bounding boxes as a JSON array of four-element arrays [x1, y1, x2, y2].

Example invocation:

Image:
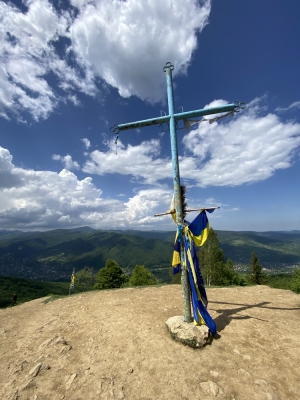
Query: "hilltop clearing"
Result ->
[[0, 285, 299, 399]]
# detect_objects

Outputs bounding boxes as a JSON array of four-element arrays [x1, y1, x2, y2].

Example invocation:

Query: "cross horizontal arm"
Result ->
[[110, 102, 245, 133], [112, 115, 170, 133], [154, 206, 220, 217], [174, 103, 235, 121]]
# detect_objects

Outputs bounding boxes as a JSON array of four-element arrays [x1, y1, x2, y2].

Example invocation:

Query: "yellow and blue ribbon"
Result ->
[[171, 210, 216, 335]]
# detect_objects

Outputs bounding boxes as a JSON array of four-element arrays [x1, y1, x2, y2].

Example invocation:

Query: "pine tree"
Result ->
[[94, 259, 127, 290], [198, 228, 225, 286], [247, 252, 267, 284], [128, 265, 158, 287], [223, 259, 243, 286], [198, 228, 241, 286]]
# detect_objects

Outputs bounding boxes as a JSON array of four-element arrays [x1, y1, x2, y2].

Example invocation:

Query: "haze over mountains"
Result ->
[[0, 227, 299, 283]]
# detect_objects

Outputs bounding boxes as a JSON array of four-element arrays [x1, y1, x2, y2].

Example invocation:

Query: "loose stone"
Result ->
[[166, 316, 212, 349]]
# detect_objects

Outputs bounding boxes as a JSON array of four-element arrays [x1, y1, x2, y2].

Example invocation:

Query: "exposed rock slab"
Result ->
[[65, 373, 77, 390], [166, 315, 212, 348], [29, 363, 50, 377], [200, 380, 224, 397]]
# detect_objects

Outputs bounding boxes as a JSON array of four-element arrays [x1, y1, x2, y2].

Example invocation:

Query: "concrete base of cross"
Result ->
[[166, 316, 212, 349]]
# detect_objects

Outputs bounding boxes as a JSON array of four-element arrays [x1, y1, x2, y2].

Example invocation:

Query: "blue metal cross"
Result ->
[[111, 62, 246, 322]]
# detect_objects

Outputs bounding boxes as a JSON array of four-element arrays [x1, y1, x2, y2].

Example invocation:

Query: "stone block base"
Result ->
[[166, 316, 212, 349]]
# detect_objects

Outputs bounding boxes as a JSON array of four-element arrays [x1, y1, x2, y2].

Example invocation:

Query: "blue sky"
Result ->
[[0, 0, 300, 232]]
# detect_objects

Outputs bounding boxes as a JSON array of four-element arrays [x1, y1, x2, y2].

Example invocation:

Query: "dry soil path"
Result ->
[[0, 285, 299, 400]]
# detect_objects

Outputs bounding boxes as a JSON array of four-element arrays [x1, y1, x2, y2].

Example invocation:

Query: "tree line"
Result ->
[[171, 228, 300, 291], [73, 260, 159, 292], [75, 228, 300, 294], [198, 228, 272, 286], [2, 227, 300, 308]]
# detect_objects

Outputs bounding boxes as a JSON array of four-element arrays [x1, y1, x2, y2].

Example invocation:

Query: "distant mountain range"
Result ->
[[0, 227, 299, 283]]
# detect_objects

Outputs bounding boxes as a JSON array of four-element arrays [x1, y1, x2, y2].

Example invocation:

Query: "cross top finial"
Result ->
[[163, 62, 174, 72]]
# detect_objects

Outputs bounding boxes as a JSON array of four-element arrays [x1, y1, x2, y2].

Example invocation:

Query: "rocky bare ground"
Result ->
[[0, 285, 299, 400]]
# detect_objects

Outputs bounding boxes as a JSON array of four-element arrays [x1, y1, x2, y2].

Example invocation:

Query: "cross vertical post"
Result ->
[[164, 62, 192, 322], [110, 62, 245, 326]]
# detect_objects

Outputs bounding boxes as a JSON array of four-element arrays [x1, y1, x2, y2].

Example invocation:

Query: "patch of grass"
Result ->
[[43, 295, 67, 304]]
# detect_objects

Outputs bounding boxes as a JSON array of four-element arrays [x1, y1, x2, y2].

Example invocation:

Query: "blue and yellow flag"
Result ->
[[69, 271, 75, 292], [183, 233, 216, 335], [188, 210, 210, 247], [172, 210, 211, 275], [172, 233, 181, 274], [171, 209, 217, 335]]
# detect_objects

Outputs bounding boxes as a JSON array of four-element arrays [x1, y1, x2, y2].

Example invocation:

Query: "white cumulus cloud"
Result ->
[[0, 0, 96, 121], [81, 138, 91, 149], [275, 101, 300, 113], [52, 154, 80, 170], [69, 0, 211, 103], [0, 145, 175, 230], [0, 0, 211, 120], [182, 97, 300, 186], [83, 138, 172, 184], [83, 97, 300, 187], [80, 187, 173, 229]]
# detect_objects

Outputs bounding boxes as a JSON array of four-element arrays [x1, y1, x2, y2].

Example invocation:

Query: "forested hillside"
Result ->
[[0, 228, 299, 283], [116, 229, 300, 270], [0, 276, 69, 308], [0, 229, 173, 282], [217, 230, 300, 270]]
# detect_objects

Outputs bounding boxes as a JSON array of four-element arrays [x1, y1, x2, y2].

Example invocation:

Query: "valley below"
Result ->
[[0, 228, 300, 283]]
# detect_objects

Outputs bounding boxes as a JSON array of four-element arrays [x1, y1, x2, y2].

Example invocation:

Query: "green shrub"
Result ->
[[267, 274, 292, 290], [290, 268, 300, 294], [128, 265, 158, 287], [94, 259, 127, 290]]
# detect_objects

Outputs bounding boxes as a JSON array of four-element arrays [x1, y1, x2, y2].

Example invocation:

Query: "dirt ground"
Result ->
[[0, 285, 299, 400]]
